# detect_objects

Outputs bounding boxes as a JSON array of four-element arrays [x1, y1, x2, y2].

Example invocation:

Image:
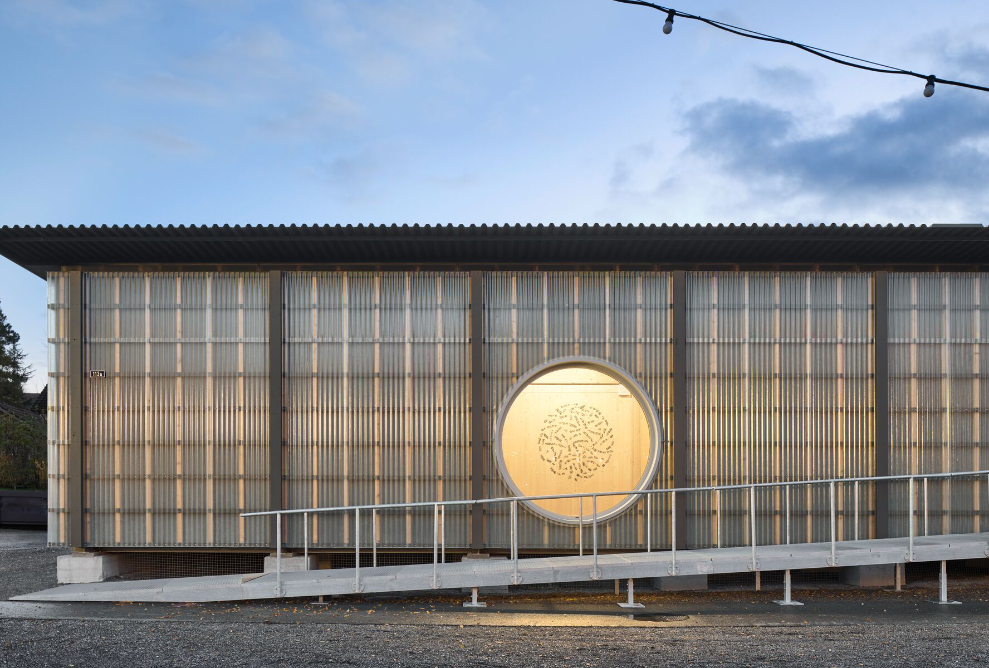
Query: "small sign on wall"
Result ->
[[89, 370, 106, 378]]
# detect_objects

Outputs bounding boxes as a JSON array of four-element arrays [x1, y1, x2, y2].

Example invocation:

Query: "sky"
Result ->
[[1, 0, 988, 392]]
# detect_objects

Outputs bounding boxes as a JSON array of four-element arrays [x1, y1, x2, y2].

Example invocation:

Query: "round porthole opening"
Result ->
[[494, 357, 663, 524]]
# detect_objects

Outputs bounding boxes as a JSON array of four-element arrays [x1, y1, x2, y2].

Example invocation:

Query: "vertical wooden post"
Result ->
[[672, 271, 688, 549], [268, 271, 283, 549], [874, 271, 890, 539], [176, 276, 184, 545], [470, 271, 485, 550], [68, 271, 85, 549]]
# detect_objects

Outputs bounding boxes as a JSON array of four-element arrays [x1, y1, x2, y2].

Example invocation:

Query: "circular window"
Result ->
[[494, 357, 663, 524]]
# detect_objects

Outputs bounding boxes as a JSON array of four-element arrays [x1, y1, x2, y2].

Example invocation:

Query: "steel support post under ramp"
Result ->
[[463, 587, 487, 609], [935, 560, 961, 605], [774, 570, 803, 606], [617, 579, 644, 609]]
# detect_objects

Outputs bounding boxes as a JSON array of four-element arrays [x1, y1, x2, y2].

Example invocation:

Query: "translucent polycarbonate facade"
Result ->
[[43, 268, 989, 552], [687, 273, 875, 549], [484, 272, 674, 550], [281, 272, 471, 549], [889, 273, 989, 537], [46, 273, 71, 545], [81, 273, 269, 547]]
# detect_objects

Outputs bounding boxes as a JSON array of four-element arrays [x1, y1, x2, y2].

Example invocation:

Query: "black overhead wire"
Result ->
[[612, 0, 989, 94]]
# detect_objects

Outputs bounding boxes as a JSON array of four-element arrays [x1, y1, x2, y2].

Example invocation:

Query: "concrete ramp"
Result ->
[[14, 533, 989, 603]]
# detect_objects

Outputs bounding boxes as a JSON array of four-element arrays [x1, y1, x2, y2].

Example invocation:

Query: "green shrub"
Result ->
[[0, 414, 46, 490]]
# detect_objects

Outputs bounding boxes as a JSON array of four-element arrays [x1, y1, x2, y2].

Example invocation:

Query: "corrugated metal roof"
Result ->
[[1, 223, 987, 277]]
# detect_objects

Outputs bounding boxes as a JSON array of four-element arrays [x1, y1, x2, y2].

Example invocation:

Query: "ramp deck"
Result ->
[[14, 532, 989, 603]]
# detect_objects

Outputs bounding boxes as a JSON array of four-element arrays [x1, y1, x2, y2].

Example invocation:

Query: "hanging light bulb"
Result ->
[[924, 76, 936, 98], [663, 10, 675, 34]]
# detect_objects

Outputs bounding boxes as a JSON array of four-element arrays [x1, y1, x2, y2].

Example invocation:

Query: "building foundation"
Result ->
[[263, 554, 318, 573], [57, 552, 126, 584], [840, 564, 895, 587], [650, 574, 708, 591]]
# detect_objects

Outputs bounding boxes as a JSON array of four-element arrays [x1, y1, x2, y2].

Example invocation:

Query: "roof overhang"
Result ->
[[1, 223, 987, 278]]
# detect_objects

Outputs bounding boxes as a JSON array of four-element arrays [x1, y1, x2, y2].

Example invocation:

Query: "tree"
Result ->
[[0, 300, 30, 405], [0, 414, 46, 490]]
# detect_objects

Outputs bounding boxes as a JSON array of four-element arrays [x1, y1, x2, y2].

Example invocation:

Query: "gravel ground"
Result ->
[[0, 528, 67, 602], [4, 528, 989, 667], [0, 618, 987, 667]]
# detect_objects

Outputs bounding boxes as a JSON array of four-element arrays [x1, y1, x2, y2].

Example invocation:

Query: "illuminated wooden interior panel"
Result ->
[[499, 366, 652, 521]]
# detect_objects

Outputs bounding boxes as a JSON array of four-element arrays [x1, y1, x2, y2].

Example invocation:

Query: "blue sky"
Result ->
[[1, 0, 988, 391]]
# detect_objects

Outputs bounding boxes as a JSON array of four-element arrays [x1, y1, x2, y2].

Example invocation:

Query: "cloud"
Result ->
[[136, 128, 205, 155], [305, 0, 490, 85], [681, 94, 989, 200], [375, 0, 488, 58], [116, 71, 223, 105], [312, 150, 379, 200], [608, 142, 656, 193], [195, 29, 299, 84], [260, 91, 363, 138], [115, 27, 364, 143], [609, 160, 632, 191], [9, 0, 136, 25], [753, 66, 815, 97], [939, 43, 989, 81], [116, 28, 305, 108]]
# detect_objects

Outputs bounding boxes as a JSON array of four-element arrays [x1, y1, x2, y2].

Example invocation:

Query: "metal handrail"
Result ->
[[244, 469, 989, 517], [244, 469, 989, 597]]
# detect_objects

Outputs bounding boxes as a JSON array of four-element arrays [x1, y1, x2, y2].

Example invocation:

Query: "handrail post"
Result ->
[[276, 512, 282, 597], [511, 500, 521, 585], [670, 491, 677, 575], [441, 505, 446, 565], [354, 507, 361, 592], [372, 508, 377, 568], [646, 493, 651, 553], [591, 495, 601, 580], [716, 488, 722, 549], [923, 477, 929, 537], [829, 481, 837, 566], [432, 503, 439, 589], [578, 497, 584, 557], [854, 481, 860, 541], [509, 501, 514, 563], [749, 485, 757, 571], [303, 512, 309, 570], [785, 485, 791, 546], [908, 476, 915, 561]]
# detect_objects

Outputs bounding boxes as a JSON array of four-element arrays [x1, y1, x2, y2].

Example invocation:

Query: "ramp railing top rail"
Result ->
[[243, 469, 989, 596]]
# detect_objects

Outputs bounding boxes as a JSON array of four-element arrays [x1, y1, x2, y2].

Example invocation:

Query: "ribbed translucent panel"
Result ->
[[282, 272, 471, 548], [83, 273, 269, 547], [687, 273, 875, 549], [484, 272, 673, 550], [46, 273, 71, 546], [889, 273, 989, 537]]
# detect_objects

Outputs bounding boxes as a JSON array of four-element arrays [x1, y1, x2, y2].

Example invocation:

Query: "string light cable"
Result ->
[[612, 0, 989, 97]]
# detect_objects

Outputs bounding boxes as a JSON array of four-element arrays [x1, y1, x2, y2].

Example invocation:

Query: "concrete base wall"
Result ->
[[650, 575, 708, 591], [263, 554, 318, 573], [840, 564, 895, 587], [57, 552, 126, 584]]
